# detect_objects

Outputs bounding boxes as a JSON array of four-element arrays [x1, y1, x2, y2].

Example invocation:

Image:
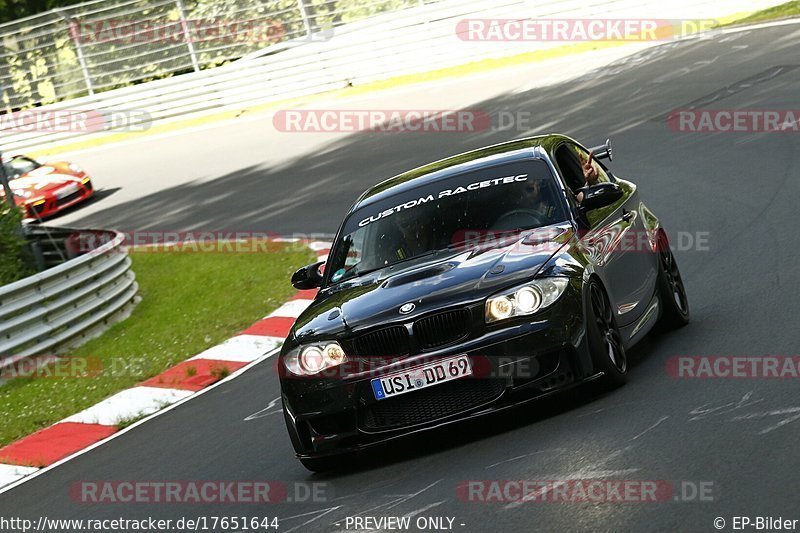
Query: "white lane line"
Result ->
[[190, 334, 282, 363], [62, 387, 193, 426], [718, 17, 800, 35], [0, 465, 39, 489], [0, 346, 282, 496]]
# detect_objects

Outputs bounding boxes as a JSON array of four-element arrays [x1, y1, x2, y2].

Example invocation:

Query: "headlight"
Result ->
[[284, 341, 348, 376], [485, 278, 569, 323], [13, 190, 32, 199], [69, 163, 82, 173]]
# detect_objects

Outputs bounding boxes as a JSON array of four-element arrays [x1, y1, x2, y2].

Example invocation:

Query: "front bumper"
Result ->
[[280, 284, 595, 458], [25, 180, 93, 219]]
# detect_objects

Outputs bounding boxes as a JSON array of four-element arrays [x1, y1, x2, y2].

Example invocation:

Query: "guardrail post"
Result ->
[[297, 0, 312, 37], [175, 0, 200, 72], [55, 11, 95, 96], [0, 150, 16, 209]]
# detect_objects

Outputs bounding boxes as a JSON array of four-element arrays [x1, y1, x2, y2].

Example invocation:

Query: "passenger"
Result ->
[[576, 150, 600, 204]]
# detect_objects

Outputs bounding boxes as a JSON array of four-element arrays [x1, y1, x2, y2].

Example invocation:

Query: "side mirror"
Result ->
[[580, 183, 623, 211], [589, 138, 613, 161], [291, 261, 325, 290]]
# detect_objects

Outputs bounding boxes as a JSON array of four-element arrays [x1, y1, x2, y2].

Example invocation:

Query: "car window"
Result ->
[[554, 142, 611, 193], [554, 144, 585, 193], [554, 142, 628, 228], [325, 160, 568, 285], [570, 144, 610, 184], [4, 157, 40, 179]]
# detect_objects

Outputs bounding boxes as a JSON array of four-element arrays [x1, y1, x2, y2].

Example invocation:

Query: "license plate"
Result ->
[[371, 355, 472, 400], [56, 183, 79, 198]]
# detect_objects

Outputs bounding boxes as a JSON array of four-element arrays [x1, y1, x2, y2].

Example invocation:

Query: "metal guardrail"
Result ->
[[0, 0, 435, 111], [0, 228, 138, 369], [0, 0, 786, 152]]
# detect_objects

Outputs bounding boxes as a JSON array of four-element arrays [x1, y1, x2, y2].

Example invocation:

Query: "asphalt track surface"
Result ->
[[4, 24, 800, 532]]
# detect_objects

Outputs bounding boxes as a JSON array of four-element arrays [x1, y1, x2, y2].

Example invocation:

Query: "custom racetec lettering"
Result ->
[[358, 174, 528, 227]]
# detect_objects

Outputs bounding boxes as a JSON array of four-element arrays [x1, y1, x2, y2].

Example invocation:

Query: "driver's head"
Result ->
[[520, 179, 543, 206], [394, 206, 418, 232]]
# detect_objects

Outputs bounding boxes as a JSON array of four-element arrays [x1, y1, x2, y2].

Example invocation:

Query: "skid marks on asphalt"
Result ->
[[272, 479, 451, 533], [244, 396, 282, 421], [503, 446, 640, 510], [689, 390, 800, 434]]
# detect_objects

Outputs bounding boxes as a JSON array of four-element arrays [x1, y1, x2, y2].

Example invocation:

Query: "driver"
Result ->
[[517, 178, 555, 219], [575, 151, 600, 204], [373, 207, 435, 266]]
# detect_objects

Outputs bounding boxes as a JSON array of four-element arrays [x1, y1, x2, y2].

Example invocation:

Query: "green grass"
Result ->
[[0, 241, 314, 447], [723, 1, 800, 25]]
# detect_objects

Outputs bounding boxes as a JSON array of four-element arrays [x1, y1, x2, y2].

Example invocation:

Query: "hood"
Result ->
[[9, 166, 83, 196], [292, 224, 574, 342]]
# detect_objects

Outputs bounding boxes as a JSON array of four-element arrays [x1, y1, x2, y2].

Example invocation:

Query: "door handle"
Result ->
[[622, 209, 634, 222]]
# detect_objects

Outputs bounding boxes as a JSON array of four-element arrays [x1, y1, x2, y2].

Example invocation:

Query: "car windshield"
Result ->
[[326, 159, 567, 285], [3, 157, 40, 180]]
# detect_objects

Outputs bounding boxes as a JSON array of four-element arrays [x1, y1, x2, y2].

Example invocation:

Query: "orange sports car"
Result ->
[[1, 154, 94, 219]]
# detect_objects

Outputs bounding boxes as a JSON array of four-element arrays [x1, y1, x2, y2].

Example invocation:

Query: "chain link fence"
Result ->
[[0, 0, 431, 112]]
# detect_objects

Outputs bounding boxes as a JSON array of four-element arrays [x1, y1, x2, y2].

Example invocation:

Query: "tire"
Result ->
[[586, 280, 628, 389], [656, 232, 690, 330]]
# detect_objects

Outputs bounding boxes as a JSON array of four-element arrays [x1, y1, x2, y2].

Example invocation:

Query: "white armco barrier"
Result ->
[[0, 0, 786, 152], [0, 229, 138, 369]]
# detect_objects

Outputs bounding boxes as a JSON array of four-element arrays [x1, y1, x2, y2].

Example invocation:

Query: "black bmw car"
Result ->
[[280, 134, 689, 472]]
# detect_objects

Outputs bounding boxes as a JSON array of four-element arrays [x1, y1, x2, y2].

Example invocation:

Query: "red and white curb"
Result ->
[[0, 240, 330, 491]]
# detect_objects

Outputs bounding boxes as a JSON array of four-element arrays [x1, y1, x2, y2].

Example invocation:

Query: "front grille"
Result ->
[[346, 326, 410, 357], [360, 377, 505, 431], [56, 190, 82, 206], [413, 309, 471, 350]]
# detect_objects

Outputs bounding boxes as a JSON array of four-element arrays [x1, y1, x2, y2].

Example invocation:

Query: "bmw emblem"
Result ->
[[399, 302, 416, 314]]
